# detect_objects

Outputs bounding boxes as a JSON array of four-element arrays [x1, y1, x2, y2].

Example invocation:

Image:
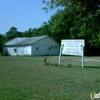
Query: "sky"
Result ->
[[0, 0, 57, 34]]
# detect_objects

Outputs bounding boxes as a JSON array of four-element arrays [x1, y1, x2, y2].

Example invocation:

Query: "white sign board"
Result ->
[[61, 40, 85, 56], [59, 39, 85, 68]]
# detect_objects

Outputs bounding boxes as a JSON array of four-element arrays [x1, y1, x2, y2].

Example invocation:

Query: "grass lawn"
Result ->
[[0, 56, 100, 100]]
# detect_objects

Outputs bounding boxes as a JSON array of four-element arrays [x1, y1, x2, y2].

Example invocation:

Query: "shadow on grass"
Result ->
[[95, 80, 100, 82], [75, 66, 100, 69]]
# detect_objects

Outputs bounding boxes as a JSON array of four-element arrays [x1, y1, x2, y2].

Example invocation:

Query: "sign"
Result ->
[[59, 39, 85, 68], [61, 40, 85, 56]]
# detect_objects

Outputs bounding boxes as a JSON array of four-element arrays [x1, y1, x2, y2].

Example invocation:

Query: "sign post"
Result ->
[[82, 45, 84, 68], [59, 39, 85, 68], [59, 46, 62, 65]]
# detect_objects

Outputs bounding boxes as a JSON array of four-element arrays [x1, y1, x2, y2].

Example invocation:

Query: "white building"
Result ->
[[3, 35, 59, 56]]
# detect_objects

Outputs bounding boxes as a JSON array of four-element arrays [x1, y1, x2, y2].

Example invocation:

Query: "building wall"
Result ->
[[31, 37, 59, 56], [3, 36, 59, 56], [3, 45, 31, 56]]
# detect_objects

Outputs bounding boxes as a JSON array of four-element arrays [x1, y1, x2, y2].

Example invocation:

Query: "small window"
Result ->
[[55, 46, 57, 49], [36, 47, 38, 50], [49, 47, 51, 50], [13, 47, 18, 53]]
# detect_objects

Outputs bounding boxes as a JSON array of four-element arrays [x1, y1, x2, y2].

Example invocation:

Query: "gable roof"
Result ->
[[4, 35, 49, 46]]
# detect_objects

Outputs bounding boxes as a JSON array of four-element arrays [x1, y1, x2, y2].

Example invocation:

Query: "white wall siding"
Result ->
[[32, 45, 59, 56], [32, 37, 59, 56], [5, 45, 31, 56], [17, 46, 31, 55], [3, 36, 59, 56]]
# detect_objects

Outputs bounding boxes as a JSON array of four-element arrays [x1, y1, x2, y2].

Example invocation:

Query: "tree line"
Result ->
[[0, 0, 100, 55]]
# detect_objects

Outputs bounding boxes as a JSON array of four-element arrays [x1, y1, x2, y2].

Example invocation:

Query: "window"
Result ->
[[55, 46, 57, 49], [13, 47, 18, 53], [49, 47, 51, 50], [36, 47, 38, 50]]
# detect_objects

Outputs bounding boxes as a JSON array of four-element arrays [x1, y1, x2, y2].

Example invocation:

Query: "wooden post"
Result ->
[[44, 56, 47, 64]]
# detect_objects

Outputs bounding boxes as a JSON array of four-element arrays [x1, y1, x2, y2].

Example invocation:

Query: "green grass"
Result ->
[[0, 56, 100, 100]]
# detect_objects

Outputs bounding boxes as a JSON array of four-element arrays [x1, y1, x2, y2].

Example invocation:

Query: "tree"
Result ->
[[23, 28, 33, 37], [42, 0, 100, 12], [6, 27, 21, 40], [31, 28, 40, 37], [42, 0, 100, 55], [48, 9, 72, 43], [40, 21, 51, 36]]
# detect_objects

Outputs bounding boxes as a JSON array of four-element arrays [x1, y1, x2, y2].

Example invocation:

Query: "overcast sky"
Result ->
[[0, 0, 57, 34]]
